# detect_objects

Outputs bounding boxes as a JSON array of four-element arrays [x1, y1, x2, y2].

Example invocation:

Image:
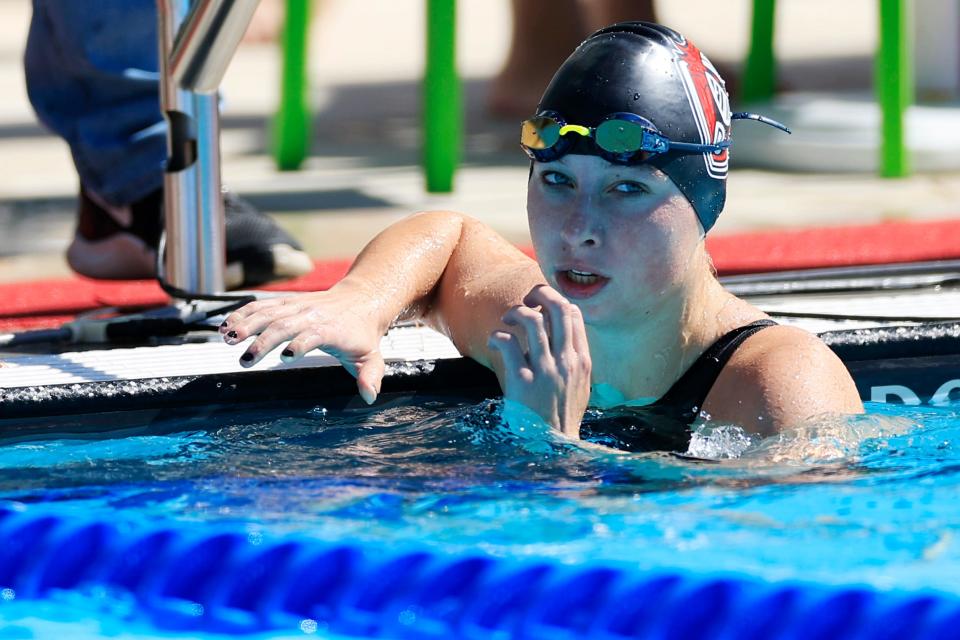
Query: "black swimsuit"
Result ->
[[579, 319, 777, 452]]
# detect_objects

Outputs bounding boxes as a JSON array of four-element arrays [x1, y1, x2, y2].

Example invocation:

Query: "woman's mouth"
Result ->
[[556, 269, 610, 299]]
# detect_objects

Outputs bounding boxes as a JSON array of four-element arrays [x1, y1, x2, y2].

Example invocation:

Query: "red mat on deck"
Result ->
[[3, 218, 959, 332]]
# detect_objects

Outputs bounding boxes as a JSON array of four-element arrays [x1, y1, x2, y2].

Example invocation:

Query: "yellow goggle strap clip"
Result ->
[[557, 124, 591, 138]]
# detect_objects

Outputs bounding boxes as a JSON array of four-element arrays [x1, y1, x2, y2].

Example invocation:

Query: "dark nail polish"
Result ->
[[281, 349, 294, 358], [240, 352, 254, 362], [227, 331, 238, 339]]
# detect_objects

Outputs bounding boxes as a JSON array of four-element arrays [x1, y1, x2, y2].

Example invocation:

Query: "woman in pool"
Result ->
[[221, 22, 863, 448]]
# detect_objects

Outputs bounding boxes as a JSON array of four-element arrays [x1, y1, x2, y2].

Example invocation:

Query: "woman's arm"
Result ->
[[425, 220, 593, 436], [220, 210, 543, 401]]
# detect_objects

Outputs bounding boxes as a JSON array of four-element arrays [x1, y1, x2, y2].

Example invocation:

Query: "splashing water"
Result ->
[[753, 411, 914, 463], [687, 422, 756, 459]]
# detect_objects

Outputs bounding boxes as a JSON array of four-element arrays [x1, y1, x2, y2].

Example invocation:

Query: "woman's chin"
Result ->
[[573, 287, 658, 329], [565, 292, 612, 325]]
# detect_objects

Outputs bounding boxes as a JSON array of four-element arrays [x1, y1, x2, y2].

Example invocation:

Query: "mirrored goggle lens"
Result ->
[[520, 116, 562, 150], [595, 119, 646, 154]]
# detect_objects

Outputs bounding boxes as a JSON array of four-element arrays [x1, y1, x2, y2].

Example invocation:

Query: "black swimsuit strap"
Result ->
[[579, 319, 777, 453], [653, 319, 778, 418]]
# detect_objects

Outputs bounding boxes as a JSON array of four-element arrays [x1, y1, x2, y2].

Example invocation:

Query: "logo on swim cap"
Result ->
[[673, 38, 731, 180]]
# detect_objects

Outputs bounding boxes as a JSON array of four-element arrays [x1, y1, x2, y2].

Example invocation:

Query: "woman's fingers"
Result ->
[[502, 305, 551, 368], [281, 325, 342, 362], [220, 296, 287, 331], [220, 292, 388, 406], [488, 330, 534, 388], [356, 353, 386, 405], [222, 297, 303, 343], [236, 314, 385, 403], [492, 286, 592, 436], [523, 285, 580, 355], [222, 295, 333, 366], [295, 332, 386, 405], [238, 314, 307, 366], [569, 304, 590, 356]]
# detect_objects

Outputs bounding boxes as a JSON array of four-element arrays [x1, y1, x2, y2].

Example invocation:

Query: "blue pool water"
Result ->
[[0, 396, 958, 637]]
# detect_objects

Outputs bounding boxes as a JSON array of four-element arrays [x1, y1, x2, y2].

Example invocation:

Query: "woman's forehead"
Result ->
[[543, 155, 669, 181]]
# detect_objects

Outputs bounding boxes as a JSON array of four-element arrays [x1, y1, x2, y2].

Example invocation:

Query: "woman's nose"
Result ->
[[560, 204, 601, 248]]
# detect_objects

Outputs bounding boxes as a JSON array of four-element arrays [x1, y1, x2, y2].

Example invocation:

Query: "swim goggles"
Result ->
[[520, 111, 790, 164]]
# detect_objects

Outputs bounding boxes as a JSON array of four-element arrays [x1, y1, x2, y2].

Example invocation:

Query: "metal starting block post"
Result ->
[[157, 0, 261, 296]]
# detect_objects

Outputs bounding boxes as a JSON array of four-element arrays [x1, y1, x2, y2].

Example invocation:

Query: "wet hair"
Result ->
[[536, 22, 732, 232]]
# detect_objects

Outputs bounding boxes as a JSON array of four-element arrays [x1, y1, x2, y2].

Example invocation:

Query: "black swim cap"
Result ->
[[537, 22, 732, 232]]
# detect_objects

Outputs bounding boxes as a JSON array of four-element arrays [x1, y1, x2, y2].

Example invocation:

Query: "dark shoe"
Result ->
[[68, 187, 313, 288], [219, 191, 314, 287]]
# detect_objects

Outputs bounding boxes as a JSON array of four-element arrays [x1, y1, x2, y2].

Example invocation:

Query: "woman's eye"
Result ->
[[541, 171, 572, 187], [612, 181, 646, 194]]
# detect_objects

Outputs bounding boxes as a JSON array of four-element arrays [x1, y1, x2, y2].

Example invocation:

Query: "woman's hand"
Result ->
[[487, 285, 592, 437], [219, 281, 387, 404]]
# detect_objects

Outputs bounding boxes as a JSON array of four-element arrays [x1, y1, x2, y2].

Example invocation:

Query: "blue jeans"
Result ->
[[25, 0, 167, 206]]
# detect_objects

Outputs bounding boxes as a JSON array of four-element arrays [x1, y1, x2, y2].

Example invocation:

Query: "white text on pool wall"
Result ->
[[870, 380, 960, 406]]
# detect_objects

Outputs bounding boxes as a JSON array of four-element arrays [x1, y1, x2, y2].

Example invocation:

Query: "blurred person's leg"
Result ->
[[582, 1, 740, 96], [24, 0, 312, 286], [488, 0, 586, 119], [489, 0, 658, 119], [242, 0, 285, 44], [489, 1, 741, 119], [26, 0, 164, 207], [580, 0, 655, 32]]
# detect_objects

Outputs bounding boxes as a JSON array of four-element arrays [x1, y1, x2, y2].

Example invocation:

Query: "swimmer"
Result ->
[[220, 22, 863, 449]]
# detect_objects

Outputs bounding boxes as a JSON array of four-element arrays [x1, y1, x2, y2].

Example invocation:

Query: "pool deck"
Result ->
[[2, 0, 960, 286]]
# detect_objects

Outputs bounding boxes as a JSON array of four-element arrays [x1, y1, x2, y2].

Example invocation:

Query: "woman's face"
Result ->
[[527, 154, 705, 326]]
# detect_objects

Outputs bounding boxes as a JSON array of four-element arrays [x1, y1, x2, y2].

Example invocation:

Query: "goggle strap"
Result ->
[[521, 111, 786, 160], [732, 112, 792, 134], [668, 140, 731, 154]]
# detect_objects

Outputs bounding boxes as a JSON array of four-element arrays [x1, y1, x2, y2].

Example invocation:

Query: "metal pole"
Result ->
[[193, 92, 226, 291], [157, 0, 228, 294], [171, 0, 262, 93]]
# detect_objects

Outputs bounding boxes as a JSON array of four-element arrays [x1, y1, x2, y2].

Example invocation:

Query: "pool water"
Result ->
[[0, 396, 958, 637]]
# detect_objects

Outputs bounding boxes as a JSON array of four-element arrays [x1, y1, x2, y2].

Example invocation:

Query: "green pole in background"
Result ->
[[877, 0, 912, 177], [274, 0, 312, 171], [424, 0, 461, 193], [741, 0, 777, 104]]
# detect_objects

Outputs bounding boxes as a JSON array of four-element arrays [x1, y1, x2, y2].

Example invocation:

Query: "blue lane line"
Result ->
[[0, 504, 957, 638]]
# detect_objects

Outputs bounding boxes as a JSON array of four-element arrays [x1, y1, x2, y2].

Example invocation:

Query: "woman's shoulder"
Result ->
[[702, 323, 864, 435]]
